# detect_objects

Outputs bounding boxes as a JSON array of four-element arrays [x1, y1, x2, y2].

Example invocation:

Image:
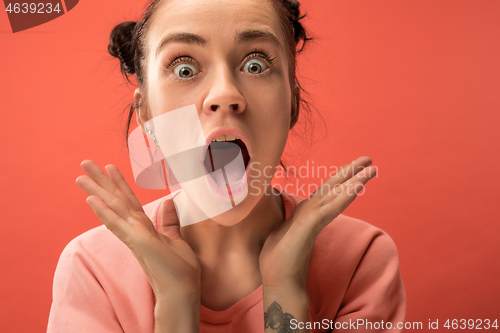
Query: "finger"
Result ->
[[86, 195, 175, 268], [315, 156, 372, 197], [85, 195, 135, 246], [311, 156, 372, 198], [104, 164, 145, 212], [76, 175, 133, 222], [158, 199, 182, 240], [80, 160, 136, 212], [317, 181, 365, 230], [320, 166, 377, 205]]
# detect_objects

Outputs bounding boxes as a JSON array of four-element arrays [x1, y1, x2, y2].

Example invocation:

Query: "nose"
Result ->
[[202, 68, 246, 115]]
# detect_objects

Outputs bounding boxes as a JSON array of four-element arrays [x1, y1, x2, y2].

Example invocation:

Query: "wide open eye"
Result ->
[[174, 63, 198, 79], [243, 59, 268, 75]]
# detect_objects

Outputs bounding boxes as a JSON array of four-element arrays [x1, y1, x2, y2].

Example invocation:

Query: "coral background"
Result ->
[[1, 0, 499, 331]]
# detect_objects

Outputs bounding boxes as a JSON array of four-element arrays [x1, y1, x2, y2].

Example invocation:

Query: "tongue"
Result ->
[[204, 140, 248, 184]]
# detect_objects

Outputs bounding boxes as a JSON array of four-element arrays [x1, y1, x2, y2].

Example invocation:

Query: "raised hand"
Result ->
[[259, 156, 377, 290], [75, 160, 201, 301]]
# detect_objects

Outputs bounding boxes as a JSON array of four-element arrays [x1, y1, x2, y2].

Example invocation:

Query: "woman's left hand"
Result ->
[[259, 156, 377, 290]]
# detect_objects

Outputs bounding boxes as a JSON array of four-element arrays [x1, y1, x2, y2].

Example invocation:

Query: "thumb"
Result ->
[[158, 198, 182, 240]]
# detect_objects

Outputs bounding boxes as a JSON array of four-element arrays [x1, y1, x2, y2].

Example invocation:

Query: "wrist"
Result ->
[[263, 279, 307, 294], [154, 296, 200, 333], [263, 284, 309, 303], [155, 288, 201, 305]]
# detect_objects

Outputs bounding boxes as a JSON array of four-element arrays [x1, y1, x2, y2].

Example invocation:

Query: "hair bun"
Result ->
[[280, 0, 311, 49], [108, 21, 137, 75], [282, 0, 300, 18]]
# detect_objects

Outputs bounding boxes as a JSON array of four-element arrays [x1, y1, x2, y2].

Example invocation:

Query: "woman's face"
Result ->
[[137, 0, 293, 225]]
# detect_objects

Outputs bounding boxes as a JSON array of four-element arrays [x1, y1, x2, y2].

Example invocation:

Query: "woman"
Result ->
[[47, 0, 406, 332]]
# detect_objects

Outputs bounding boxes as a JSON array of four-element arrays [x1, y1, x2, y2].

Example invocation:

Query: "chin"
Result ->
[[208, 189, 263, 226]]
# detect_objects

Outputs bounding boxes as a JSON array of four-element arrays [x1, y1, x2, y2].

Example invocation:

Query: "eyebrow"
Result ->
[[235, 29, 281, 48], [155, 29, 281, 58], [155, 33, 208, 58]]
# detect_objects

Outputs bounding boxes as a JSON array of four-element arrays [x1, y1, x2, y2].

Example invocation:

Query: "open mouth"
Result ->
[[204, 136, 251, 186]]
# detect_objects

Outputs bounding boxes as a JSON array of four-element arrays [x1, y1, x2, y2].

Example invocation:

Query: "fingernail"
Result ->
[[362, 166, 377, 178], [360, 157, 372, 167]]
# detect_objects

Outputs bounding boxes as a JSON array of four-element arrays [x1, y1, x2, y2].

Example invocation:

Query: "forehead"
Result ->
[[147, 0, 285, 55]]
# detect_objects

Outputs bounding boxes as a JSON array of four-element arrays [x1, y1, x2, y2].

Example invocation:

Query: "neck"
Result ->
[[180, 186, 286, 261]]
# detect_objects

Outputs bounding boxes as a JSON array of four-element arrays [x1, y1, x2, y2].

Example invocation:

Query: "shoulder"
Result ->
[[49, 201, 164, 332], [318, 213, 399, 264], [56, 225, 134, 282], [282, 190, 401, 288], [282, 192, 405, 319], [283, 190, 399, 260]]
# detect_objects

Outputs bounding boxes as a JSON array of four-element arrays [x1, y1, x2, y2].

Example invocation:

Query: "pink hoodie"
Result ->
[[47, 189, 406, 332]]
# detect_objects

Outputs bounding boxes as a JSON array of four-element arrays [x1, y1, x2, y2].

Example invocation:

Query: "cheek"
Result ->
[[258, 87, 291, 139], [146, 82, 201, 118], [249, 86, 291, 165], [146, 89, 166, 116], [249, 77, 291, 124]]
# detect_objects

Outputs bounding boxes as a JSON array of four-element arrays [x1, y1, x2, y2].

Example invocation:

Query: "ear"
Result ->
[[134, 88, 151, 135], [290, 81, 300, 129]]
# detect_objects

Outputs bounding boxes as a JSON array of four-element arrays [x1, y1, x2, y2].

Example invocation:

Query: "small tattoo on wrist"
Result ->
[[264, 301, 298, 332]]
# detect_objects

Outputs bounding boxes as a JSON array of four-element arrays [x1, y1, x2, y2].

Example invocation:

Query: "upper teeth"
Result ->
[[212, 134, 239, 142]]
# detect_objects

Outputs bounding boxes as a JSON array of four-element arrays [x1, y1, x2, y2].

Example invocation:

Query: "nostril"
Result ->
[[211, 105, 219, 111], [230, 104, 238, 111]]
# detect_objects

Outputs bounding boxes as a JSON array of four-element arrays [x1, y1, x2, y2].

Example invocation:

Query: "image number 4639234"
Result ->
[[4, 1, 79, 33]]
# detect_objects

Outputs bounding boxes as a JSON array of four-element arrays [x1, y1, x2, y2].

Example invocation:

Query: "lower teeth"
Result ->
[[215, 176, 244, 186]]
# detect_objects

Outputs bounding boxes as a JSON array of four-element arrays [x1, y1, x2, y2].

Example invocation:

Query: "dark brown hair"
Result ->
[[108, 0, 320, 173]]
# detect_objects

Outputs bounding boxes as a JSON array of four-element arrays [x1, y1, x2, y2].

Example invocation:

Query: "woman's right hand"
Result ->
[[75, 160, 201, 302]]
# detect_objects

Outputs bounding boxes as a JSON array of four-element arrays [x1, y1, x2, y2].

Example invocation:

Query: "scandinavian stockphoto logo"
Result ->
[[4, 0, 79, 33], [128, 104, 249, 227]]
